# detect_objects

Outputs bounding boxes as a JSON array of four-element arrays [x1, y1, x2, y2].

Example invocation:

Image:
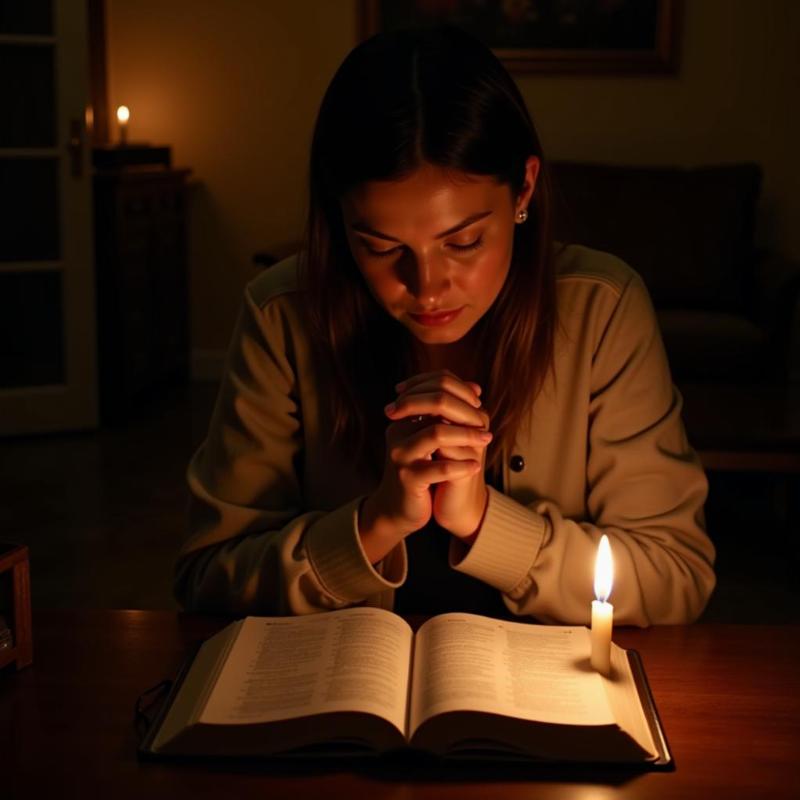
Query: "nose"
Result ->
[[401, 250, 450, 306]]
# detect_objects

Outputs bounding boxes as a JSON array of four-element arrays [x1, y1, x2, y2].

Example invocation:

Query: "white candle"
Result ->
[[116, 105, 130, 146], [590, 534, 614, 675]]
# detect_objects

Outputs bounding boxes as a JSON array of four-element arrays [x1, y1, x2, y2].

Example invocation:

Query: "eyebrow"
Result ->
[[350, 210, 493, 243]]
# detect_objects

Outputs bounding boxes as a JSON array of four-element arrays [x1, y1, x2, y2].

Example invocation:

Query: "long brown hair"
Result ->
[[300, 26, 557, 478]]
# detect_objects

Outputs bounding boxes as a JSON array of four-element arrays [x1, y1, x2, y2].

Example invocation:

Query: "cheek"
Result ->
[[344, 234, 384, 297], [356, 262, 404, 309], [463, 239, 512, 301]]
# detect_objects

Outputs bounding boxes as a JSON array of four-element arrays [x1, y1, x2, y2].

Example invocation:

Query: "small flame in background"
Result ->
[[594, 534, 613, 603], [116, 105, 130, 124]]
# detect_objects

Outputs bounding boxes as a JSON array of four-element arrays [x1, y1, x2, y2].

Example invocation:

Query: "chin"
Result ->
[[407, 322, 473, 345], [415, 332, 461, 345]]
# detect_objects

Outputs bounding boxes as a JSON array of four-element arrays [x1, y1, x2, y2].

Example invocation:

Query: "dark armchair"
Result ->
[[551, 161, 800, 385], [550, 160, 800, 468]]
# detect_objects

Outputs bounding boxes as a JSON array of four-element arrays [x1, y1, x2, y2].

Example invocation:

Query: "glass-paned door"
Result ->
[[0, 0, 97, 435]]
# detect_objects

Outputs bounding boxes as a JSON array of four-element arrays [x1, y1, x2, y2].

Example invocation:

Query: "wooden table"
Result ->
[[3, 611, 799, 799]]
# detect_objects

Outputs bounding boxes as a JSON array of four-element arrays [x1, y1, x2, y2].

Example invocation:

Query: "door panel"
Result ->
[[0, 1, 54, 36], [0, 157, 59, 260], [0, 270, 64, 388], [0, 0, 97, 435], [0, 43, 56, 146]]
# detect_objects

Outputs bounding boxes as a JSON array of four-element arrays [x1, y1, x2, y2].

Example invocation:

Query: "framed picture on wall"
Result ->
[[357, 0, 681, 75]]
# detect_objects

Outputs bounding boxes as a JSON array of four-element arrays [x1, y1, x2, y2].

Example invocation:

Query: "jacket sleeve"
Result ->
[[174, 286, 406, 615], [450, 273, 716, 626]]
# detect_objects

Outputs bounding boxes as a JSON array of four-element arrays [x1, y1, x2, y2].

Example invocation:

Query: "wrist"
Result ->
[[358, 496, 407, 564], [449, 486, 489, 541]]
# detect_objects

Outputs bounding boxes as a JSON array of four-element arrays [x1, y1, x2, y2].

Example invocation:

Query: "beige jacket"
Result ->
[[175, 245, 715, 625]]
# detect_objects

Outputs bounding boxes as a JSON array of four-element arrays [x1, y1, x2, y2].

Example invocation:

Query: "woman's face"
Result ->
[[340, 158, 539, 350]]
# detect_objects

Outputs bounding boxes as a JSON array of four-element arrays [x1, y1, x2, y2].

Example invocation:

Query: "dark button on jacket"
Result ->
[[509, 455, 525, 472]]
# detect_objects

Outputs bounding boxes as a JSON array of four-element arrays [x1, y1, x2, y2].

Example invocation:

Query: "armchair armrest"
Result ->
[[754, 251, 800, 382]]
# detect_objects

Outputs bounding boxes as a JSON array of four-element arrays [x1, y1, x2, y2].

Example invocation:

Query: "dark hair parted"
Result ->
[[300, 25, 558, 477]]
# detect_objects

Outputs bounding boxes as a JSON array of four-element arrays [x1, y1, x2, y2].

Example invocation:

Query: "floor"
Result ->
[[1, 382, 218, 611], [2, 381, 799, 622]]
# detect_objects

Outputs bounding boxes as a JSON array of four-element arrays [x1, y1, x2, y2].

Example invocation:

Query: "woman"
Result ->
[[176, 27, 715, 625]]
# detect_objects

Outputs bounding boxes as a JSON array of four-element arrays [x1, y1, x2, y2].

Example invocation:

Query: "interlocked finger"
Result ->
[[389, 390, 489, 429], [388, 421, 492, 464], [396, 372, 482, 409]]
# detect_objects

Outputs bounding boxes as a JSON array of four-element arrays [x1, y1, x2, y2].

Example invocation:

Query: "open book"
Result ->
[[141, 607, 670, 765]]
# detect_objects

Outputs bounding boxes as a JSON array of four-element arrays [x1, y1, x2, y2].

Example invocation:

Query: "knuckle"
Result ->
[[432, 423, 449, 440], [425, 425, 450, 449], [442, 460, 461, 476]]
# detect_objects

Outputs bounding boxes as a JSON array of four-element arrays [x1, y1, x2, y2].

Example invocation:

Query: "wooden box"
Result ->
[[0, 543, 33, 671]]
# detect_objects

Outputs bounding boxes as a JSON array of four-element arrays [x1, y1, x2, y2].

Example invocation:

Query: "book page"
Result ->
[[200, 607, 412, 735], [150, 620, 243, 753], [409, 613, 615, 734]]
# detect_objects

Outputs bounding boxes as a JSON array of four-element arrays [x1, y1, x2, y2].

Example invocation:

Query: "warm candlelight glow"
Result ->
[[590, 535, 614, 675], [594, 534, 613, 602], [116, 105, 130, 146]]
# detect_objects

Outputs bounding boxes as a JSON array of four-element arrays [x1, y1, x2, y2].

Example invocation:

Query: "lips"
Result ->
[[408, 307, 464, 327]]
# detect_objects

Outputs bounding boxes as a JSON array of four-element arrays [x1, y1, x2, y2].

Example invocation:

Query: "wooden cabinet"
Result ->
[[93, 167, 191, 423]]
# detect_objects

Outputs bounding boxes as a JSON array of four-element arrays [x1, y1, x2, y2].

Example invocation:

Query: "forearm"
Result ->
[[177, 490, 407, 615], [452, 487, 716, 626]]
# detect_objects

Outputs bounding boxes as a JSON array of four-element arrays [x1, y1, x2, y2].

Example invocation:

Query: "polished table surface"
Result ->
[[3, 610, 799, 799]]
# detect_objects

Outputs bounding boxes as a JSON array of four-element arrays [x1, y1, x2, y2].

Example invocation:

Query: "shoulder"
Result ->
[[552, 244, 658, 355], [554, 243, 641, 298], [245, 253, 302, 310], [553, 243, 653, 321], [238, 254, 312, 353]]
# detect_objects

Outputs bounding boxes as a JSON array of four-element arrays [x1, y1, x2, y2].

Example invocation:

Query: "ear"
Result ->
[[515, 155, 541, 215]]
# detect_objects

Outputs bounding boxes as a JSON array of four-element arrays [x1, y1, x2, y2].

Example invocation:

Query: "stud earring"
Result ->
[[516, 208, 528, 223]]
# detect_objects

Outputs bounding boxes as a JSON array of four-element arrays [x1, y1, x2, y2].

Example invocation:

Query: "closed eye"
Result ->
[[448, 236, 483, 252], [359, 234, 484, 258], [364, 243, 403, 258]]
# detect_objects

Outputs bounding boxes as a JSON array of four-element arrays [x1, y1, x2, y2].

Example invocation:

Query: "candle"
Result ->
[[590, 534, 614, 675], [116, 105, 130, 146]]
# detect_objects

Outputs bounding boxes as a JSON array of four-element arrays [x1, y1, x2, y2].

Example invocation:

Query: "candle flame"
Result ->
[[116, 105, 130, 124], [594, 534, 613, 603]]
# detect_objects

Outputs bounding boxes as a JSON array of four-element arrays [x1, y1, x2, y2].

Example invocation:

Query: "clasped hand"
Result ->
[[359, 370, 491, 560]]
